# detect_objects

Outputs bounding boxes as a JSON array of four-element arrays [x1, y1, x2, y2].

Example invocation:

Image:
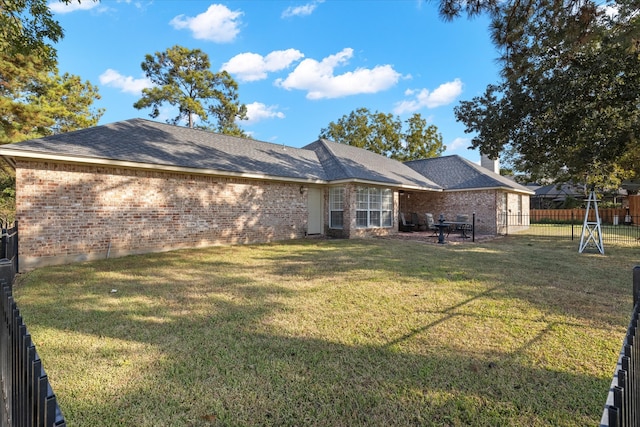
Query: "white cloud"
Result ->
[[221, 49, 304, 82], [275, 48, 401, 100], [245, 102, 285, 124], [393, 78, 463, 114], [99, 69, 153, 95], [448, 137, 470, 151], [48, 0, 101, 13], [170, 4, 243, 43], [281, 0, 324, 18]]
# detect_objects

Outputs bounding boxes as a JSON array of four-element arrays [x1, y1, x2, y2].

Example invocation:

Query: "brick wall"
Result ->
[[16, 161, 308, 269], [402, 189, 530, 235]]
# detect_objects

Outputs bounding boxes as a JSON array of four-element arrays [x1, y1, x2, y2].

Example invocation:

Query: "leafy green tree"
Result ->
[[0, 0, 100, 220], [319, 108, 445, 161], [1, 0, 102, 143], [402, 113, 445, 161], [451, 0, 640, 187], [430, 0, 617, 58], [1, 0, 66, 67], [134, 45, 248, 136], [0, 53, 103, 143]]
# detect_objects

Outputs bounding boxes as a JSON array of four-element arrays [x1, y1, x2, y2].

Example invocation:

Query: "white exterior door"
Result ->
[[307, 187, 323, 235]]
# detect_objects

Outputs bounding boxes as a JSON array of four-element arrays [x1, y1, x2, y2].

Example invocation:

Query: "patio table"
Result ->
[[444, 221, 472, 239]]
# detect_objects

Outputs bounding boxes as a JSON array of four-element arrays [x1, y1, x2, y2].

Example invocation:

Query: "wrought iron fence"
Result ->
[[505, 212, 640, 245], [600, 266, 640, 426], [0, 222, 65, 426]]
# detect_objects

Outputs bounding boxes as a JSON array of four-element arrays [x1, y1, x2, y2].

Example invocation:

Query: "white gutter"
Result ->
[[443, 186, 535, 195], [321, 178, 443, 192]]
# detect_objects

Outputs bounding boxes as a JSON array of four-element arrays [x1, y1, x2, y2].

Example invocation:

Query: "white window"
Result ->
[[329, 187, 344, 229], [356, 187, 393, 228], [518, 194, 523, 225]]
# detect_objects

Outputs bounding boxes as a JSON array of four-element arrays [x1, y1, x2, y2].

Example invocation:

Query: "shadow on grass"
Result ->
[[12, 236, 630, 426]]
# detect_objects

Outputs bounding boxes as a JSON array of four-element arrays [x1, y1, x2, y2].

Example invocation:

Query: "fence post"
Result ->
[[0, 258, 14, 289], [472, 212, 475, 242], [572, 211, 575, 241], [0, 224, 6, 260], [505, 211, 509, 236], [634, 266, 640, 306], [13, 221, 18, 275]]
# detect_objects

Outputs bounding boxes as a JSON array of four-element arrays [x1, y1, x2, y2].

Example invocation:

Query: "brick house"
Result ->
[[0, 119, 532, 269], [404, 155, 533, 235]]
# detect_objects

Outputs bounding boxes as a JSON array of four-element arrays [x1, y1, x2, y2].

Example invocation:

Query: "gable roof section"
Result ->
[[405, 155, 534, 194], [0, 118, 327, 182], [0, 119, 440, 190], [304, 139, 441, 191]]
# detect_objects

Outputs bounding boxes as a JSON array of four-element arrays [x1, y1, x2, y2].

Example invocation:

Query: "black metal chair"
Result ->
[[399, 213, 416, 232], [425, 213, 439, 236], [411, 212, 427, 231]]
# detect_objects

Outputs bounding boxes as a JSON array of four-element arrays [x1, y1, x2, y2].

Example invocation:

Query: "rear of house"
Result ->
[[404, 155, 533, 235], [0, 119, 532, 270]]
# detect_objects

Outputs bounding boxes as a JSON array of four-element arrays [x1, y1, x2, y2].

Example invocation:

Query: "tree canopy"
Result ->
[[1, 0, 103, 144], [1, 0, 66, 67], [134, 45, 248, 136], [319, 108, 445, 162], [0, 54, 103, 143], [0, 0, 103, 220], [438, 0, 640, 187]]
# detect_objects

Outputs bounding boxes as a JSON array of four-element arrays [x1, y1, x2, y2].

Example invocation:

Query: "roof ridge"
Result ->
[[316, 139, 354, 179]]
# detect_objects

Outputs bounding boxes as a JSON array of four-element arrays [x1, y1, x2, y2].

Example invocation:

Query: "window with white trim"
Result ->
[[329, 187, 344, 229], [356, 187, 393, 228], [517, 194, 523, 225]]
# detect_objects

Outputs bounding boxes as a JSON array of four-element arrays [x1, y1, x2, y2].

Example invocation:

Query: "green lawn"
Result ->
[[12, 235, 639, 426]]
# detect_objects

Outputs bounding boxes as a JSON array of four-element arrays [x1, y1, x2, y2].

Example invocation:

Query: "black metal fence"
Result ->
[[505, 213, 640, 245], [600, 266, 640, 427], [0, 222, 66, 426], [0, 221, 18, 275]]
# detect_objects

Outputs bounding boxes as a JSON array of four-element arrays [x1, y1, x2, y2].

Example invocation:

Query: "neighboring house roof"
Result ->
[[303, 139, 441, 191], [405, 155, 534, 194], [533, 182, 585, 200], [622, 180, 640, 194]]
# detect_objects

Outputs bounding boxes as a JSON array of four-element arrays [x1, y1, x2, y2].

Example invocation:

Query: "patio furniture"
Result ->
[[425, 213, 439, 236], [399, 212, 416, 232], [451, 214, 472, 238], [411, 212, 427, 231]]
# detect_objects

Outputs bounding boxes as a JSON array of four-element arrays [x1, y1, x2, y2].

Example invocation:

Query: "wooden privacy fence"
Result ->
[[601, 266, 640, 426], [531, 209, 628, 224], [0, 222, 65, 427]]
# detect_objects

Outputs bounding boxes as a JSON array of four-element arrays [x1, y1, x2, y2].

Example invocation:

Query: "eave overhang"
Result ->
[[0, 150, 328, 185], [443, 186, 535, 195]]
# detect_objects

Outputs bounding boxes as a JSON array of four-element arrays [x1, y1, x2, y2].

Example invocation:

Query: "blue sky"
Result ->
[[49, 0, 500, 163]]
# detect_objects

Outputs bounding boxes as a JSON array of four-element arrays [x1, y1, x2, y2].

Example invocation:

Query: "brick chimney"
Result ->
[[480, 153, 499, 174]]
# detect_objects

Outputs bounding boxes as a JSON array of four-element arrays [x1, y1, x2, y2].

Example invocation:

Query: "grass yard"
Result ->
[[12, 235, 639, 426]]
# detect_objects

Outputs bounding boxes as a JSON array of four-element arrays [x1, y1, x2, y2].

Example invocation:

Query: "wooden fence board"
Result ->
[[630, 196, 640, 219], [531, 208, 627, 224]]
